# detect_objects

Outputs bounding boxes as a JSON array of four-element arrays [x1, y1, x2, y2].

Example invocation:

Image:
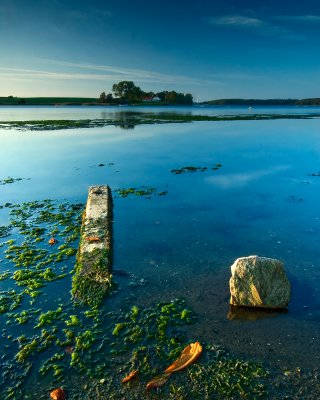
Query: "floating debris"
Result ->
[[146, 373, 171, 390], [85, 236, 101, 243], [50, 387, 65, 400], [170, 166, 207, 174], [122, 369, 139, 383], [164, 341, 202, 373], [0, 177, 29, 185], [48, 237, 57, 245], [170, 163, 222, 174]]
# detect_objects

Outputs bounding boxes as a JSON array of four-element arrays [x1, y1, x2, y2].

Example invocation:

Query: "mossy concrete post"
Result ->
[[72, 185, 113, 306]]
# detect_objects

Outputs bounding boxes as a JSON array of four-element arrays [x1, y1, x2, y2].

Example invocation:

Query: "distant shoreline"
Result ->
[[1, 96, 320, 106]]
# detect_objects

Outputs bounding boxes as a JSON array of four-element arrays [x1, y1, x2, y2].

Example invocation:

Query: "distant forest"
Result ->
[[2, 83, 320, 107]]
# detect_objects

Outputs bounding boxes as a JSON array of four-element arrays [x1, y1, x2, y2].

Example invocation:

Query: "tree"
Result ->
[[106, 93, 114, 102], [184, 93, 193, 104], [156, 90, 193, 104], [99, 92, 106, 103], [112, 81, 142, 102]]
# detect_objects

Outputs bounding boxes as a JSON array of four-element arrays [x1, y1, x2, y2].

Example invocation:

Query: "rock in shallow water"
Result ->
[[229, 255, 291, 309]]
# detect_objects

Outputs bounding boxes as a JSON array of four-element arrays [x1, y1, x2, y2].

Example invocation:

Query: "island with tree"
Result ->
[[99, 81, 193, 105]]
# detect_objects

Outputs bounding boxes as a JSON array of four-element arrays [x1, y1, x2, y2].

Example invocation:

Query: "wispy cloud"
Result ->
[[274, 15, 320, 22], [206, 15, 264, 27], [38, 59, 222, 86], [0, 62, 221, 87], [205, 14, 303, 40], [0, 67, 116, 81]]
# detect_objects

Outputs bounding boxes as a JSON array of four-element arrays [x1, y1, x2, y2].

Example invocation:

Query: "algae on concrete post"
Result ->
[[72, 185, 113, 306]]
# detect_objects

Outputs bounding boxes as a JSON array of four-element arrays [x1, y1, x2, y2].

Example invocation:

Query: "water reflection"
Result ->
[[227, 305, 288, 321]]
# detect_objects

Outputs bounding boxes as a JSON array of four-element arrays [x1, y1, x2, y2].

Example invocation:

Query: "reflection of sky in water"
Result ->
[[205, 165, 290, 188], [1, 111, 320, 369], [1, 104, 320, 121]]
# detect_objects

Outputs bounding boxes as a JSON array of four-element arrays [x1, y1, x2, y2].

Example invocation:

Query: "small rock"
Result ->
[[229, 255, 291, 309]]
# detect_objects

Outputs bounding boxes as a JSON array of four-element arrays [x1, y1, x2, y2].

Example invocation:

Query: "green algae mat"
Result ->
[[0, 196, 316, 399]]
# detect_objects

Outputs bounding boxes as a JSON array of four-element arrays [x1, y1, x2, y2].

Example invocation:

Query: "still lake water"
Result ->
[[1, 106, 320, 397]]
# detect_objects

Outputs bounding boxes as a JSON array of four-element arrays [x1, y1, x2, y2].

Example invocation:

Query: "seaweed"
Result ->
[[170, 163, 222, 174], [72, 248, 113, 307], [115, 186, 168, 198], [1, 112, 320, 132], [0, 177, 26, 185], [35, 307, 64, 328], [0, 225, 12, 238]]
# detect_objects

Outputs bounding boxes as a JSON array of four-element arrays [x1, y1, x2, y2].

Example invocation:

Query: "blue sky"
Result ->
[[1, 0, 320, 100]]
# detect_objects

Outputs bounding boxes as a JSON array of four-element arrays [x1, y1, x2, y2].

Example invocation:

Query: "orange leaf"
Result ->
[[48, 237, 57, 245], [146, 373, 170, 390], [85, 236, 101, 242], [164, 342, 202, 373], [50, 387, 65, 400], [122, 369, 138, 383]]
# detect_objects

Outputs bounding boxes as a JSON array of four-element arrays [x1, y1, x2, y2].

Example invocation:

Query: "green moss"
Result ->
[[0, 225, 12, 238], [39, 353, 67, 377], [181, 346, 268, 399], [70, 351, 82, 367], [2, 112, 320, 132], [112, 322, 126, 336], [64, 329, 75, 340], [131, 305, 139, 319], [65, 315, 80, 327], [75, 330, 95, 350], [115, 186, 167, 198], [0, 177, 25, 185], [35, 307, 64, 328], [8, 308, 40, 324], [169, 163, 222, 175], [180, 309, 191, 320], [84, 308, 99, 321], [72, 248, 112, 306], [0, 290, 23, 313], [0, 271, 10, 281], [16, 338, 39, 362]]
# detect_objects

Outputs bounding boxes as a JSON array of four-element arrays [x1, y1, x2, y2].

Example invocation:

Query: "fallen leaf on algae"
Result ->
[[85, 236, 101, 242], [48, 237, 57, 245], [164, 341, 202, 373], [146, 373, 171, 390], [50, 387, 65, 400], [122, 369, 139, 383], [146, 342, 202, 390]]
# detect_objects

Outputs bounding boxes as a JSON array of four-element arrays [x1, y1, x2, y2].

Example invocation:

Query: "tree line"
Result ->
[[98, 81, 193, 105], [203, 98, 320, 106]]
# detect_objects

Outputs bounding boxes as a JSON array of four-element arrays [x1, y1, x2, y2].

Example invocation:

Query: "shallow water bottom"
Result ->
[[1, 115, 320, 397]]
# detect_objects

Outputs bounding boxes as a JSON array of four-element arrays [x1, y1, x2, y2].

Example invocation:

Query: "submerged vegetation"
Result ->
[[115, 186, 168, 198], [0, 197, 270, 398], [0, 200, 82, 313], [0, 176, 29, 185], [1, 111, 320, 131], [170, 163, 222, 174], [1, 106, 319, 397]]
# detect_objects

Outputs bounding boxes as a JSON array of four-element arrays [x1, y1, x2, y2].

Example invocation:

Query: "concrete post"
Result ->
[[71, 185, 113, 306]]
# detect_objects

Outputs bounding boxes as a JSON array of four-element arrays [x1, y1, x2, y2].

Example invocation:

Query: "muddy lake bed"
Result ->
[[1, 105, 320, 399]]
